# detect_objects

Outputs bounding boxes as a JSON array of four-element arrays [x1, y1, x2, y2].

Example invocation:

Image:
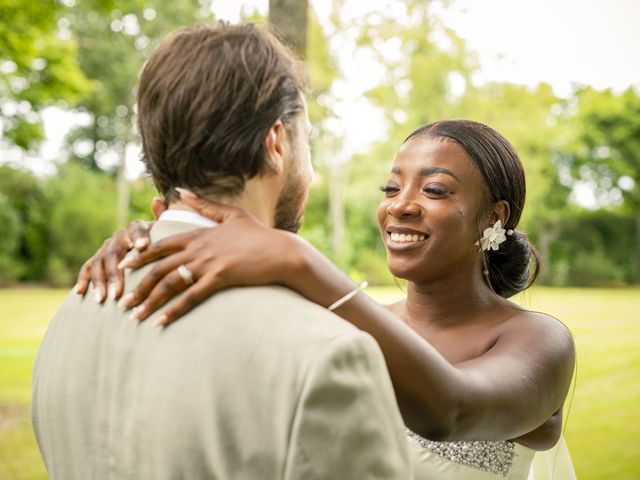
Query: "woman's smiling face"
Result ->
[[377, 135, 492, 283]]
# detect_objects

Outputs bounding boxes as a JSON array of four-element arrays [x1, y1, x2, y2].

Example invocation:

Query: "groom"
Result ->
[[32, 23, 412, 479]]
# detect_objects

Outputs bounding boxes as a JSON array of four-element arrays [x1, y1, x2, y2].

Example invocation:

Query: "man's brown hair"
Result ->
[[137, 22, 307, 201]]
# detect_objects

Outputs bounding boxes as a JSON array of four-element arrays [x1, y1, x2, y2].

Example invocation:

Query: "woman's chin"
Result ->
[[387, 262, 420, 282], [387, 259, 446, 285]]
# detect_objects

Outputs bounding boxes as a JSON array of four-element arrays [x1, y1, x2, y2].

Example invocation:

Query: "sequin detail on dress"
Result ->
[[407, 429, 517, 477]]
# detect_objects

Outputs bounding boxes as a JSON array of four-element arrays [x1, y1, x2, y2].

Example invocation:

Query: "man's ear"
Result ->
[[264, 119, 286, 176], [490, 200, 511, 226], [151, 197, 168, 220]]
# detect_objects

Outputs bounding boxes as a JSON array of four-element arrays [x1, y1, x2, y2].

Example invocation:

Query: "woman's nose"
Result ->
[[386, 197, 421, 218]]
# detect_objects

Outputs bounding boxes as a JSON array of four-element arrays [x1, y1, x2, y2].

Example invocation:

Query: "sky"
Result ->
[[438, 0, 640, 96], [4, 0, 640, 187]]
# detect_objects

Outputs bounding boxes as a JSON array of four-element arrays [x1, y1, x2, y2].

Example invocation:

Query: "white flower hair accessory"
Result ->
[[476, 219, 514, 251]]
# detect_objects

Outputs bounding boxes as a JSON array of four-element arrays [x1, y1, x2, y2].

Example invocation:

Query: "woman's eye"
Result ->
[[379, 185, 400, 195], [423, 185, 450, 196]]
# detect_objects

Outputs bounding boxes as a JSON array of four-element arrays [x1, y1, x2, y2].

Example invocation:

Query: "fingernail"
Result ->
[[155, 314, 167, 327], [94, 287, 105, 303], [119, 292, 135, 309], [134, 238, 148, 251], [175, 187, 197, 199], [129, 305, 144, 321], [108, 284, 117, 300], [73, 284, 80, 294], [118, 251, 138, 269], [133, 303, 147, 320]]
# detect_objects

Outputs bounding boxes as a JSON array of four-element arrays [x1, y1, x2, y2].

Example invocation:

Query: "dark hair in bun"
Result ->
[[405, 119, 540, 298]]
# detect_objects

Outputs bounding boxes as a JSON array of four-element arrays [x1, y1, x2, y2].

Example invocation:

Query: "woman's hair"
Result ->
[[405, 119, 540, 298]]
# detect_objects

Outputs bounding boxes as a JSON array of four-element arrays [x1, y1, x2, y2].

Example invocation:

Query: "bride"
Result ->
[[78, 119, 576, 479]]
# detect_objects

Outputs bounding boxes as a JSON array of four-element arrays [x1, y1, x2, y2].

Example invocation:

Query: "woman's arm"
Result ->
[[512, 410, 563, 450], [287, 238, 575, 446], [80, 194, 575, 447]]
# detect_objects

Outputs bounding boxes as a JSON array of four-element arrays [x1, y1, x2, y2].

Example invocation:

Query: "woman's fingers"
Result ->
[[104, 249, 125, 300], [129, 261, 196, 321], [77, 229, 135, 300], [90, 249, 107, 303], [176, 188, 247, 223], [156, 275, 223, 327], [104, 230, 136, 300], [128, 220, 153, 251], [118, 230, 199, 270], [75, 257, 94, 295], [77, 239, 110, 296], [121, 251, 193, 310]]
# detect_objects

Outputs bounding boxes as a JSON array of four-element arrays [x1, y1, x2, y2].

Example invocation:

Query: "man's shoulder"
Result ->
[[45, 283, 362, 345], [181, 285, 362, 342], [39, 284, 380, 382]]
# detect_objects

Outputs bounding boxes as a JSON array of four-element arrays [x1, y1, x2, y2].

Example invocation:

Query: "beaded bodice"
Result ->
[[406, 429, 518, 477]]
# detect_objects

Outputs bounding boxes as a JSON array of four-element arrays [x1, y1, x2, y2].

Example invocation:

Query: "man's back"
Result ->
[[32, 221, 411, 479]]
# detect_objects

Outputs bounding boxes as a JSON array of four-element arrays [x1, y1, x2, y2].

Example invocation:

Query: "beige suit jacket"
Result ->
[[32, 220, 412, 479]]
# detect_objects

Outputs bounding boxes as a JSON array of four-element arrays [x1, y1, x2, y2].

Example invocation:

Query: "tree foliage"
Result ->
[[0, 192, 22, 285], [564, 87, 640, 208], [0, 165, 49, 282], [0, 0, 92, 149], [64, 0, 214, 169], [45, 163, 119, 286], [560, 86, 640, 280], [269, 0, 308, 59], [302, 0, 639, 286], [0, 0, 638, 287]]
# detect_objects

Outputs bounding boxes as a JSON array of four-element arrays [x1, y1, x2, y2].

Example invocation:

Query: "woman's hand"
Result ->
[[75, 220, 153, 302], [118, 192, 302, 327]]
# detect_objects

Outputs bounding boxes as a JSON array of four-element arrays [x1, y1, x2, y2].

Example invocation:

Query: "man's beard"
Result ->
[[273, 167, 308, 233]]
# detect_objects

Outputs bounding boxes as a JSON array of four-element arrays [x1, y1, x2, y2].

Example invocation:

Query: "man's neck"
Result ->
[[168, 176, 280, 228]]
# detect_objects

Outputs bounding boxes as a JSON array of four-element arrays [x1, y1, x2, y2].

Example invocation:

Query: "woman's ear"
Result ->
[[264, 119, 286, 176], [491, 200, 511, 226]]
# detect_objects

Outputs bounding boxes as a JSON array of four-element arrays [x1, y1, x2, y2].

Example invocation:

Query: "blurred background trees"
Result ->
[[0, 0, 637, 288]]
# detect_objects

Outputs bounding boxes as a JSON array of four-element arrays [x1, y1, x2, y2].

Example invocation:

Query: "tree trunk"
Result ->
[[268, 0, 308, 60], [329, 166, 344, 256], [116, 142, 130, 228], [635, 212, 640, 283], [536, 219, 560, 285], [537, 224, 552, 282]]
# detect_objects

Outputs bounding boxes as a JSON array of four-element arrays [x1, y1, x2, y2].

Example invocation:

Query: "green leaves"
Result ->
[[568, 87, 640, 205], [0, 0, 92, 150]]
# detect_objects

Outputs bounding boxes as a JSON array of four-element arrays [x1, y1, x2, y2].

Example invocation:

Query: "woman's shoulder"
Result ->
[[499, 305, 575, 358], [504, 305, 572, 336]]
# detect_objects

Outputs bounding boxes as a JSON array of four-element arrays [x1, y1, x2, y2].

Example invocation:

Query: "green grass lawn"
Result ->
[[1, 286, 639, 479], [0, 289, 65, 480]]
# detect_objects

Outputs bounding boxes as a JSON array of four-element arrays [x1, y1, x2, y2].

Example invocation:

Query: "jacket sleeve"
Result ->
[[283, 331, 413, 480]]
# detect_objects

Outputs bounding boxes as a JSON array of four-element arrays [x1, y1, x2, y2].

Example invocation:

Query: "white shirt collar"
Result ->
[[157, 209, 218, 228]]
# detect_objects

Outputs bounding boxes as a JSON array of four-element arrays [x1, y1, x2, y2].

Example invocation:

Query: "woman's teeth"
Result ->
[[390, 232, 426, 242]]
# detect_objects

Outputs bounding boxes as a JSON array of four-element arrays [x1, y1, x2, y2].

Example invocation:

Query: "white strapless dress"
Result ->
[[407, 430, 576, 479]]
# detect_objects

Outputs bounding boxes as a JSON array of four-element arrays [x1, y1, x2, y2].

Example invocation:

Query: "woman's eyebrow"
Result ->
[[390, 166, 460, 182]]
